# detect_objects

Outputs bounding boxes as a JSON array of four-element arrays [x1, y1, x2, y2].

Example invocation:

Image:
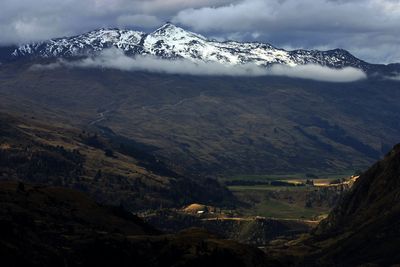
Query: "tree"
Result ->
[[94, 170, 102, 182], [104, 149, 114, 158], [305, 179, 314, 186]]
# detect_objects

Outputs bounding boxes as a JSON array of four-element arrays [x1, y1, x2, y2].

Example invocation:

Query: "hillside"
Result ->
[[266, 144, 400, 266], [0, 112, 235, 211], [0, 181, 272, 267], [313, 144, 400, 266], [1, 62, 399, 176], [143, 209, 315, 247]]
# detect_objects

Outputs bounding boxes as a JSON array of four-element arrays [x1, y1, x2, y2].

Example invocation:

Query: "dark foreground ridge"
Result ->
[[0, 181, 273, 267], [266, 144, 400, 266], [314, 143, 400, 266]]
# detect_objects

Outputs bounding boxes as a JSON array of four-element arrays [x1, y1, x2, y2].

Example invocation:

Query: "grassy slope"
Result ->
[[222, 171, 355, 182], [1, 62, 399, 176], [0, 112, 235, 211], [230, 185, 332, 220]]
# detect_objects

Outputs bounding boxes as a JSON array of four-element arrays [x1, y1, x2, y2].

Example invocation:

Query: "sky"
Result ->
[[1, 0, 400, 64]]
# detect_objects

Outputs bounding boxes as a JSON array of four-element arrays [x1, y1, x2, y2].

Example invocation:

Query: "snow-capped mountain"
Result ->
[[11, 23, 370, 70], [13, 28, 146, 58]]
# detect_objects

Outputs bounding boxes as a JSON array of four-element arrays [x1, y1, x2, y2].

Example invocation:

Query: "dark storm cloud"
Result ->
[[173, 0, 400, 63], [0, 0, 399, 63], [0, 0, 233, 44]]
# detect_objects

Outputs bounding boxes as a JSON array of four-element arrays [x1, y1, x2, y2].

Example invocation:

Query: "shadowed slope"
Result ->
[[267, 144, 400, 266], [0, 181, 274, 267], [0, 112, 235, 211], [1, 63, 400, 176], [312, 144, 400, 266]]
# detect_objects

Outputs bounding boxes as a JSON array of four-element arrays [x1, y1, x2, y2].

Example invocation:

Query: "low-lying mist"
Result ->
[[386, 73, 400, 81], [31, 48, 367, 82]]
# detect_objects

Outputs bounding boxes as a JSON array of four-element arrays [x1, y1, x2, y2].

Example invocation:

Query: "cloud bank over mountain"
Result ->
[[31, 48, 366, 82], [387, 74, 400, 81], [268, 64, 367, 83]]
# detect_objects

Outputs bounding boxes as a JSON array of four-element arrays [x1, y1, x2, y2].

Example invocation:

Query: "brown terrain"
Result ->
[[0, 61, 399, 266], [0, 112, 235, 211]]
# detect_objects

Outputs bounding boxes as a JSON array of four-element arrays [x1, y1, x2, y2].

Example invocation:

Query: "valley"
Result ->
[[0, 101, 361, 253], [223, 172, 358, 219], [140, 173, 357, 247]]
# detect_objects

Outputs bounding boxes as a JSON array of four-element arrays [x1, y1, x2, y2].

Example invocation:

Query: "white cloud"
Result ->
[[269, 64, 367, 83], [386, 73, 400, 81], [30, 48, 367, 82], [30, 61, 66, 71], [71, 49, 268, 76]]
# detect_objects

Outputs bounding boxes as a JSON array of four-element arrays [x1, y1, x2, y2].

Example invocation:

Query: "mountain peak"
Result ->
[[151, 22, 206, 40], [162, 21, 174, 27], [153, 22, 180, 32]]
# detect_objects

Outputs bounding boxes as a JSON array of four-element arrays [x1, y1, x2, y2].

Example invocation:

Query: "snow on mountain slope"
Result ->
[[13, 29, 146, 58], [11, 22, 369, 70], [142, 23, 296, 66]]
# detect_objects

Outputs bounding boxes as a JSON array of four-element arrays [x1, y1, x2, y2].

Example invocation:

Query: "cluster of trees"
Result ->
[[81, 133, 116, 158], [0, 144, 84, 185], [224, 180, 270, 186], [225, 179, 315, 187], [305, 187, 343, 208]]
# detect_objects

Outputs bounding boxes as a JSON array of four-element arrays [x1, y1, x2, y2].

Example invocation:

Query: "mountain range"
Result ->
[[3, 23, 399, 75]]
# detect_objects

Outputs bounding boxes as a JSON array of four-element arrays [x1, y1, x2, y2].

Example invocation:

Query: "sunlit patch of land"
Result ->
[[222, 172, 359, 220]]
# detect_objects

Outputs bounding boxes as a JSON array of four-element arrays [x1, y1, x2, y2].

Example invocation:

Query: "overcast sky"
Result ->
[[1, 0, 399, 64]]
